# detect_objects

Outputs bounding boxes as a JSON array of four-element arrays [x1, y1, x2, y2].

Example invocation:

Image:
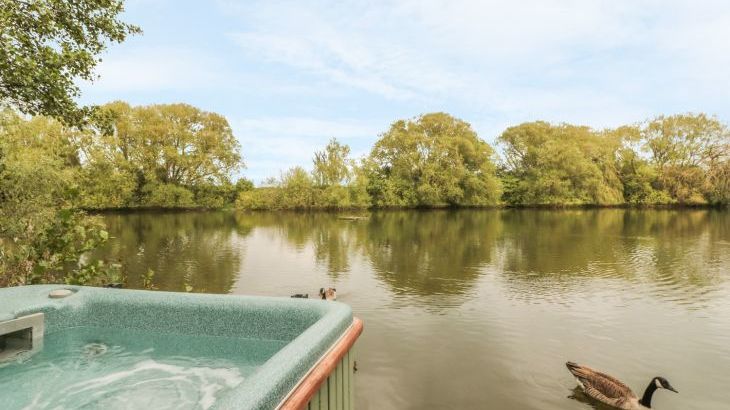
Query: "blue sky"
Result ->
[[79, 0, 730, 183]]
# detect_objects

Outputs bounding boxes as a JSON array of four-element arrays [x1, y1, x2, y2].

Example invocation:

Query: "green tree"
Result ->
[[95, 102, 242, 186], [78, 102, 243, 208], [617, 148, 671, 205], [77, 161, 136, 208], [643, 114, 728, 169], [1, 0, 137, 286], [144, 183, 195, 208], [280, 166, 315, 209], [237, 140, 370, 211], [312, 139, 370, 209], [366, 112, 502, 207], [498, 121, 624, 205], [348, 164, 371, 207], [313, 138, 352, 186], [706, 160, 730, 205], [0, 0, 140, 123], [234, 177, 254, 194], [144, 103, 242, 186], [236, 187, 283, 210], [641, 114, 730, 204], [0, 111, 119, 286]]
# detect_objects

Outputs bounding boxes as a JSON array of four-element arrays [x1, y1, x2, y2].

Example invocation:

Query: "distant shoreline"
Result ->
[[84, 203, 728, 214]]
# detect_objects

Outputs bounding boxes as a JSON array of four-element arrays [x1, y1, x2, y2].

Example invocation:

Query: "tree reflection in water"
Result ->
[[97, 211, 246, 293], [97, 209, 730, 308]]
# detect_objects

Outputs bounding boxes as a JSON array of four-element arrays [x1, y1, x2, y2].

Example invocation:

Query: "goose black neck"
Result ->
[[639, 380, 658, 408]]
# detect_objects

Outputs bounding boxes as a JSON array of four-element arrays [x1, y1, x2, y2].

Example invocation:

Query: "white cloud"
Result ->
[[82, 47, 225, 92], [227, 1, 463, 101], [233, 117, 379, 140], [230, 116, 381, 183], [224, 0, 730, 127]]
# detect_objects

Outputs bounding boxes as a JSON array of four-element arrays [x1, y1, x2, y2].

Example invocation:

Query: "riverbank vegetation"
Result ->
[[239, 112, 730, 210], [13, 106, 728, 214], [1, 0, 141, 286], [1, 102, 250, 285]]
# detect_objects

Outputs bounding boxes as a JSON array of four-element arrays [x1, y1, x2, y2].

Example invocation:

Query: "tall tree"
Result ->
[[79, 102, 243, 208], [1, 0, 137, 286], [0, 0, 140, 123], [366, 112, 502, 207], [313, 138, 352, 186], [141, 103, 242, 186], [643, 114, 729, 168], [279, 166, 315, 209], [498, 121, 625, 205], [641, 114, 730, 204]]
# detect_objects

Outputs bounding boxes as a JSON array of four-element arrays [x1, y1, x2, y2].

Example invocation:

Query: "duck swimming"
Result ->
[[319, 287, 336, 301], [566, 362, 677, 409]]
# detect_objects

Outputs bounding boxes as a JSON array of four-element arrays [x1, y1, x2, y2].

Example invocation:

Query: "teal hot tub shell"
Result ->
[[0, 285, 354, 409]]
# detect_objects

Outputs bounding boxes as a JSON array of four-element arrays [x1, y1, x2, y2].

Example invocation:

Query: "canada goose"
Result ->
[[319, 287, 336, 301], [566, 362, 677, 409]]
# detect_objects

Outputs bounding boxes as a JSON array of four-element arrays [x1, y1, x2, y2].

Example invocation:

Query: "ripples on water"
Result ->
[[91, 209, 730, 410]]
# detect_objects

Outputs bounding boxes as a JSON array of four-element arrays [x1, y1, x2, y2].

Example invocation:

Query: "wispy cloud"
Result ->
[[233, 117, 378, 140], [224, 0, 730, 125], [226, 1, 463, 101], [78, 0, 730, 181], [83, 47, 226, 92], [231, 116, 381, 182]]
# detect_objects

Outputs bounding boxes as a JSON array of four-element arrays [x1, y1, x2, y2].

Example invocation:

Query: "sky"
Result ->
[[78, 0, 730, 183]]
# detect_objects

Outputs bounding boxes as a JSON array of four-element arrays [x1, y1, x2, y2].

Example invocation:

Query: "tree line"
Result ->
[[238, 112, 730, 210], [1, 103, 249, 210]]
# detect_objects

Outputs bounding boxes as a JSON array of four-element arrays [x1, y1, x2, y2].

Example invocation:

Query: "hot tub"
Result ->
[[0, 285, 362, 410]]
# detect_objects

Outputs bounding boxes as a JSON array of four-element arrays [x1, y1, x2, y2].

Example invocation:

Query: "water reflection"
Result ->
[[496, 209, 730, 306], [232, 210, 503, 296], [362, 211, 502, 296], [568, 387, 617, 410], [98, 212, 245, 293], [233, 212, 364, 278], [99, 209, 730, 307]]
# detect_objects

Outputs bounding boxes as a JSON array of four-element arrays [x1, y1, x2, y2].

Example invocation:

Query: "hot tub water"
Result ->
[[0, 326, 287, 409]]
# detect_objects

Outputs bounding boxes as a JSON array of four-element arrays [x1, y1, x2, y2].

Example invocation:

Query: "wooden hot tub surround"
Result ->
[[279, 317, 364, 410]]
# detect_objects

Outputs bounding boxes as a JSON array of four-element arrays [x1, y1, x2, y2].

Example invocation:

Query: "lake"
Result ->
[[96, 209, 730, 409]]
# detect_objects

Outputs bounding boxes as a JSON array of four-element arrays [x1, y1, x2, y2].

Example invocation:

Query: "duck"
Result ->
[[290, 293, 309, 298], [566, 362, 677, 409], [319, 287, 337, 301]]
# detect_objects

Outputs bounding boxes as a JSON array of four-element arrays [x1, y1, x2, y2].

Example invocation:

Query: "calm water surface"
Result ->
[[97, 209, 730, 410]]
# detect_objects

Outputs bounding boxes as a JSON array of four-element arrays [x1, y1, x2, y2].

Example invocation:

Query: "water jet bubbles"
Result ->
[[82, 342, 109, 359]]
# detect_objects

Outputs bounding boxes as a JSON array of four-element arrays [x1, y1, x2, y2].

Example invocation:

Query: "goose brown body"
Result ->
[[566, 362, 644, 409]]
